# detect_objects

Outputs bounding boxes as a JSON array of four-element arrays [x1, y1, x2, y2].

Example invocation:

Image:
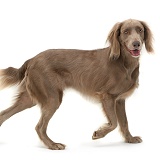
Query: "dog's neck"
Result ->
[[120, 48, 139, 74]]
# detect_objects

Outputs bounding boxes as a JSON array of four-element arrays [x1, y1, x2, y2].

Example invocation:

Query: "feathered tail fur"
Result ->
[[0, 60, 30, 89]]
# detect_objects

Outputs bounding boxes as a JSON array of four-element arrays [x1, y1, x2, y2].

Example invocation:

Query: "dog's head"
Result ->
[[107, 19, 154, 60]]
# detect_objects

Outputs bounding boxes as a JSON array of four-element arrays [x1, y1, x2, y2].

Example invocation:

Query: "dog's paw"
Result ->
[[0, 115, 4, 126], [48, 143, 66, 150], [92, 123, 111, 140], [92, 128, 107, 140], [92, 130, 106, 140], [125, 136, 142, 143]]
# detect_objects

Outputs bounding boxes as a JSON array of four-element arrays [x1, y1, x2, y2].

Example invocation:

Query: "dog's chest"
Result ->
[[107, 64, 139, 97], [117, 75, 138, 99]]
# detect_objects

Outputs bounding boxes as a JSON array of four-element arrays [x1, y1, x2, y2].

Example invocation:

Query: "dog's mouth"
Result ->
[[124, 44, 141, 58], [129, 49, 140, 57]]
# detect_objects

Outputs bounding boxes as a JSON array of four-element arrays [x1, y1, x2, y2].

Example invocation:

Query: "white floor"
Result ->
[[0, 0, 160, 159]]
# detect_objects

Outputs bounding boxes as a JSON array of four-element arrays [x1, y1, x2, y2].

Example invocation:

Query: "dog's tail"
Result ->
[[0, 59, 31, 89]]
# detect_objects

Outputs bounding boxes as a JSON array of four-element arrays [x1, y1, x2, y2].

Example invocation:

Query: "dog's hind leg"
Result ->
[[0, 90, 35, 126], [35, 90, 65, 150]]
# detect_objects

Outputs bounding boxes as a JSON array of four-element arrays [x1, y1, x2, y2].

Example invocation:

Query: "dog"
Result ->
[[0, 19, 153, 150]]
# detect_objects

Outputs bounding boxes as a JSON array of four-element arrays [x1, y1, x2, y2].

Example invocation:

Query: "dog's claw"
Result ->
[[48, 143, 66, 150], [92, 131, 98, 140]]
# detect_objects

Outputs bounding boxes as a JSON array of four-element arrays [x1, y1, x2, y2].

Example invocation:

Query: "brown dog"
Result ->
[[0, 19, 153, 150]]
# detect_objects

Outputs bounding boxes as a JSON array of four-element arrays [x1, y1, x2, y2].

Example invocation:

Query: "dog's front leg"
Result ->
[[92, 95, 117, 140], [116, 99, 142, 143]]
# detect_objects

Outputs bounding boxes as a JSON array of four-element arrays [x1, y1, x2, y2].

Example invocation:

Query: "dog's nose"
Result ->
[[132, 41, 140, 48]]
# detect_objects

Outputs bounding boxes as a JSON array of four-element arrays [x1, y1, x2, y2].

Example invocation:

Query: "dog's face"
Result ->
[[119, 20, 145, 58], [107, 19, 153, 60]]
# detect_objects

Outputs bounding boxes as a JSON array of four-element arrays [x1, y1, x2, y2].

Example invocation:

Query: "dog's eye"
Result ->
[[139, 28, 143, 33], [124, 30, 129, 34]]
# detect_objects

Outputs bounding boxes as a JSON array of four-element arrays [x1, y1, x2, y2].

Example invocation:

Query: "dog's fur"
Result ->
[[0, 19, 153, 150]]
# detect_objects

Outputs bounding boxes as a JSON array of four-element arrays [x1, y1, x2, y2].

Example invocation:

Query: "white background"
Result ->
[[0, 0, 160, 159]]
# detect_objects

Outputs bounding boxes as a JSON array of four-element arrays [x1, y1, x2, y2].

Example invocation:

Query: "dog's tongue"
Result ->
[[130, 50, 140, 57]]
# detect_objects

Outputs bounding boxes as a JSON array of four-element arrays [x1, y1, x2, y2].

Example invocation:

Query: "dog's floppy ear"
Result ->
[[140, 21, 154, 53], [107, 22, 122, 60]]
